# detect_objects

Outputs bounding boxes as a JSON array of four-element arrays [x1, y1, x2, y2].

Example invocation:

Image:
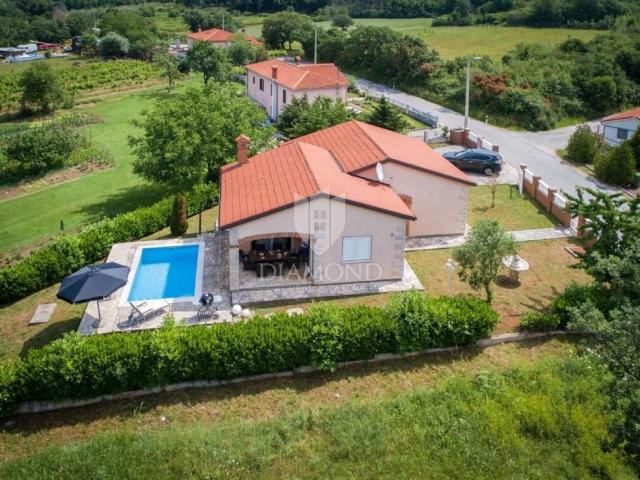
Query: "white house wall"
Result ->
[[246, 71, 348, 121], [602, 118, 639, 146]]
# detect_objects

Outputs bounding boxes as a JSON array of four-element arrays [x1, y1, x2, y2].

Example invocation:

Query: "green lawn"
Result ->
[[244, 18, 599, 60], [0, 349, 632, 479], [0, 79, 201, 259], [0, 55, 95, 74], [468, 185, 559, 230]]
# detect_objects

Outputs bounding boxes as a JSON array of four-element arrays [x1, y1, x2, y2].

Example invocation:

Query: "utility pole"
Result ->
[[464, 56, 481, 131], [314, 25, 318, 64], [222, 11, 225, 31]]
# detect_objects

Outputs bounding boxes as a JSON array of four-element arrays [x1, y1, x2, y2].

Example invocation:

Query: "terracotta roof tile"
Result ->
[[602, 107, 640, 122], [245, 59, 348, 91], [219, 139, 414, 229], [294, 120, 475, 185], [187, 28, 262, 46]]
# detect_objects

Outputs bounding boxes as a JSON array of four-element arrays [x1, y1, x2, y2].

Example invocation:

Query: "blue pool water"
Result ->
[[128, 245, 199, 301]]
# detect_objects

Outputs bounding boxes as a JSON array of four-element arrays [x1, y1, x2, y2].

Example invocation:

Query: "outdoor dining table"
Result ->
[[249, 250, 292, 277]]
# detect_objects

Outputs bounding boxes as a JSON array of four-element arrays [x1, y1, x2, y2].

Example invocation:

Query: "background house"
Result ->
[[245, 58, 348, 121], [186, 28, 262, 48], [600, 107, 640, 146]]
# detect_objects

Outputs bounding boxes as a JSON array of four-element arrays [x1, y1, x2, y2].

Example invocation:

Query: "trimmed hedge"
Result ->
[[0, 292, 498, 416], [0, 185, 217, 304]]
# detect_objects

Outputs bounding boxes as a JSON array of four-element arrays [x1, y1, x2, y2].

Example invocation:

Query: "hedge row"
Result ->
[[0, 292, 498, 416], [0, 185, 217, 304]]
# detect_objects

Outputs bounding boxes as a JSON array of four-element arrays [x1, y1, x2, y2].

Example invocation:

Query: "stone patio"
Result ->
[[231, 259, 423, 305], [78, 232, 233, 335]]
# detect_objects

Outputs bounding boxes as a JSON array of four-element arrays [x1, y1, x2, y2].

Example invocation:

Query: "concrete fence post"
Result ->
[[576, 215, 586, 237], [532, 175, 542, 195], [492, 145, 500, 153]]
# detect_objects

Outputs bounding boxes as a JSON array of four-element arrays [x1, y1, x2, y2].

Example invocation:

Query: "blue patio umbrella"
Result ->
[[57, 262, 130, 320]]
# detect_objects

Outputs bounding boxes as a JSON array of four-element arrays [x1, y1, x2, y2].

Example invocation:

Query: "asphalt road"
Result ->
[[356, 78, 615, 197]]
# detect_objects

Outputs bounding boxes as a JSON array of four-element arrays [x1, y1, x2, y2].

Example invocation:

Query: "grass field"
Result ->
[[0, 78, 202, 259], [468, 184, 559, 230], [0, 343, 632, 479], [244, 18, 599, 60]]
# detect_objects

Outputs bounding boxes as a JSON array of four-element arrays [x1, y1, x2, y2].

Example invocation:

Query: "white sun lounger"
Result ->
[[129, 300, 170, 324]]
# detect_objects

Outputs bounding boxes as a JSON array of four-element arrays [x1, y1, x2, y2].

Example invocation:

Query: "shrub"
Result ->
[[0, 184, 217, 304], [565, 124, 597, 164], [1, 120, 89, 182], [551, 282, 612, 326], [0, 292, 498, 416], [594, 143, 636, 185], [19, 63, 68, 113], [520, 311, 561, 331], [170, 194, 189, 236], [99, 32, 130, 58]]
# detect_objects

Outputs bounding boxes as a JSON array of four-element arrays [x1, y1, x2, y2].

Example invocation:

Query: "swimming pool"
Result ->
[[127, 244, 202, 303]]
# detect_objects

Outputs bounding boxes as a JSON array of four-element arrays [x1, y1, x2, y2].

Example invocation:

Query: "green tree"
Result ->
[[154, 52, 181, 92], [331, 14, 353, 30], [585, 76, 618, 114], [594, 143, 636, 185], [129, 84, 273, 191], [627, 128, 640, 165], [278, 96, 352, 139], [261, 11, 314, 50], [565, 187, 640, 273], [452, 219, 517, 303], [99, 32, 130, 58], [565, 124, 597, 164], [366, 96, 409, 132], [186, 41, 231, 85], [228, 38, 256, 66], [19, 63, 68, 113], [170, 194, 189, 236], [100, 9, 158, 59]]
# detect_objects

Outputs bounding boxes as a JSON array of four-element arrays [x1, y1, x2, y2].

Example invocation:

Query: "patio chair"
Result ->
[[129, 300, 170, 325]]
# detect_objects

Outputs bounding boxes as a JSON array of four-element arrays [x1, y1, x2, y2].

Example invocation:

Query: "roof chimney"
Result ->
[[271, 65, 278, 79], [235, 134, 250, 165], [295, 56, 301, 65]]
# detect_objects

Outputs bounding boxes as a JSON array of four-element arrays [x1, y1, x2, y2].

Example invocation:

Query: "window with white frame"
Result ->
[[252, 76, 255, 84], [282, 90, 287, 104], [617, 128, 630, 140], [342, 236, 372, 262], [259, 78, 264, 91]]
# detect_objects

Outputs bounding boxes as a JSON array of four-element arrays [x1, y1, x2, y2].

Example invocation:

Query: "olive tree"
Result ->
[[453, 219, 517, 303]]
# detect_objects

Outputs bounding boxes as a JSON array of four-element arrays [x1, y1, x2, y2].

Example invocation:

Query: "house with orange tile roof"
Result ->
[[186, 28, 262, 49], [601, 107, 640, 146], [245, 58, 348, 121], [219, 120, 474, 296]]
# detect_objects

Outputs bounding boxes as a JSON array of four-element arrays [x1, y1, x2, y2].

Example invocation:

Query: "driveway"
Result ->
[[356, 78, 615, 197]]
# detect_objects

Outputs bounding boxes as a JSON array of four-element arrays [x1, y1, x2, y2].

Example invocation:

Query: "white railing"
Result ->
[[538, 180, 549, 196], [553, 193, 567, 209], [364, 90, 438, 127], [524, 170, 534, 182]]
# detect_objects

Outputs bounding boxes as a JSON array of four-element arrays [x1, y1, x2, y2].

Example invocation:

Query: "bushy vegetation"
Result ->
[[565, 124, 598, 164], [277, 95, 352, 138], [0, 115, 113, 185], [519, 310, 561, 331], [594, 143, 636, 186], [0, 357, 634, 479], [0, 292, 497, 416], [311, 23, 640, 130], [0, 60, 163, 112], [19, 63, 70, 113], [0, 185, 216, 304]]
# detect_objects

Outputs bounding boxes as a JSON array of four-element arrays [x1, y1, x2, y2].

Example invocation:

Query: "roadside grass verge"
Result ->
[[0, 338, 571, 461], [468, 184, 559, 231], [0, 348, 632, 479]]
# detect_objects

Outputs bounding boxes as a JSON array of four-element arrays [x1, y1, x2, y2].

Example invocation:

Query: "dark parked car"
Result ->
[[442, 148, 503, 176]]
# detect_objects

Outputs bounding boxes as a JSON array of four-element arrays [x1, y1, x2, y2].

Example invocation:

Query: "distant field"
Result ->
[[0, 55, 94, 74], [244, 18, 599, 60]]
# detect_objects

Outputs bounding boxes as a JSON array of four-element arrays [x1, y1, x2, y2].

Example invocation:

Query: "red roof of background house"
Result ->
[[187, 28, 262, 46], [294, 120, 475, 185], [219, 140, 415, 228], [245, 59, 348, 91], [602, 107, 640, 122]]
